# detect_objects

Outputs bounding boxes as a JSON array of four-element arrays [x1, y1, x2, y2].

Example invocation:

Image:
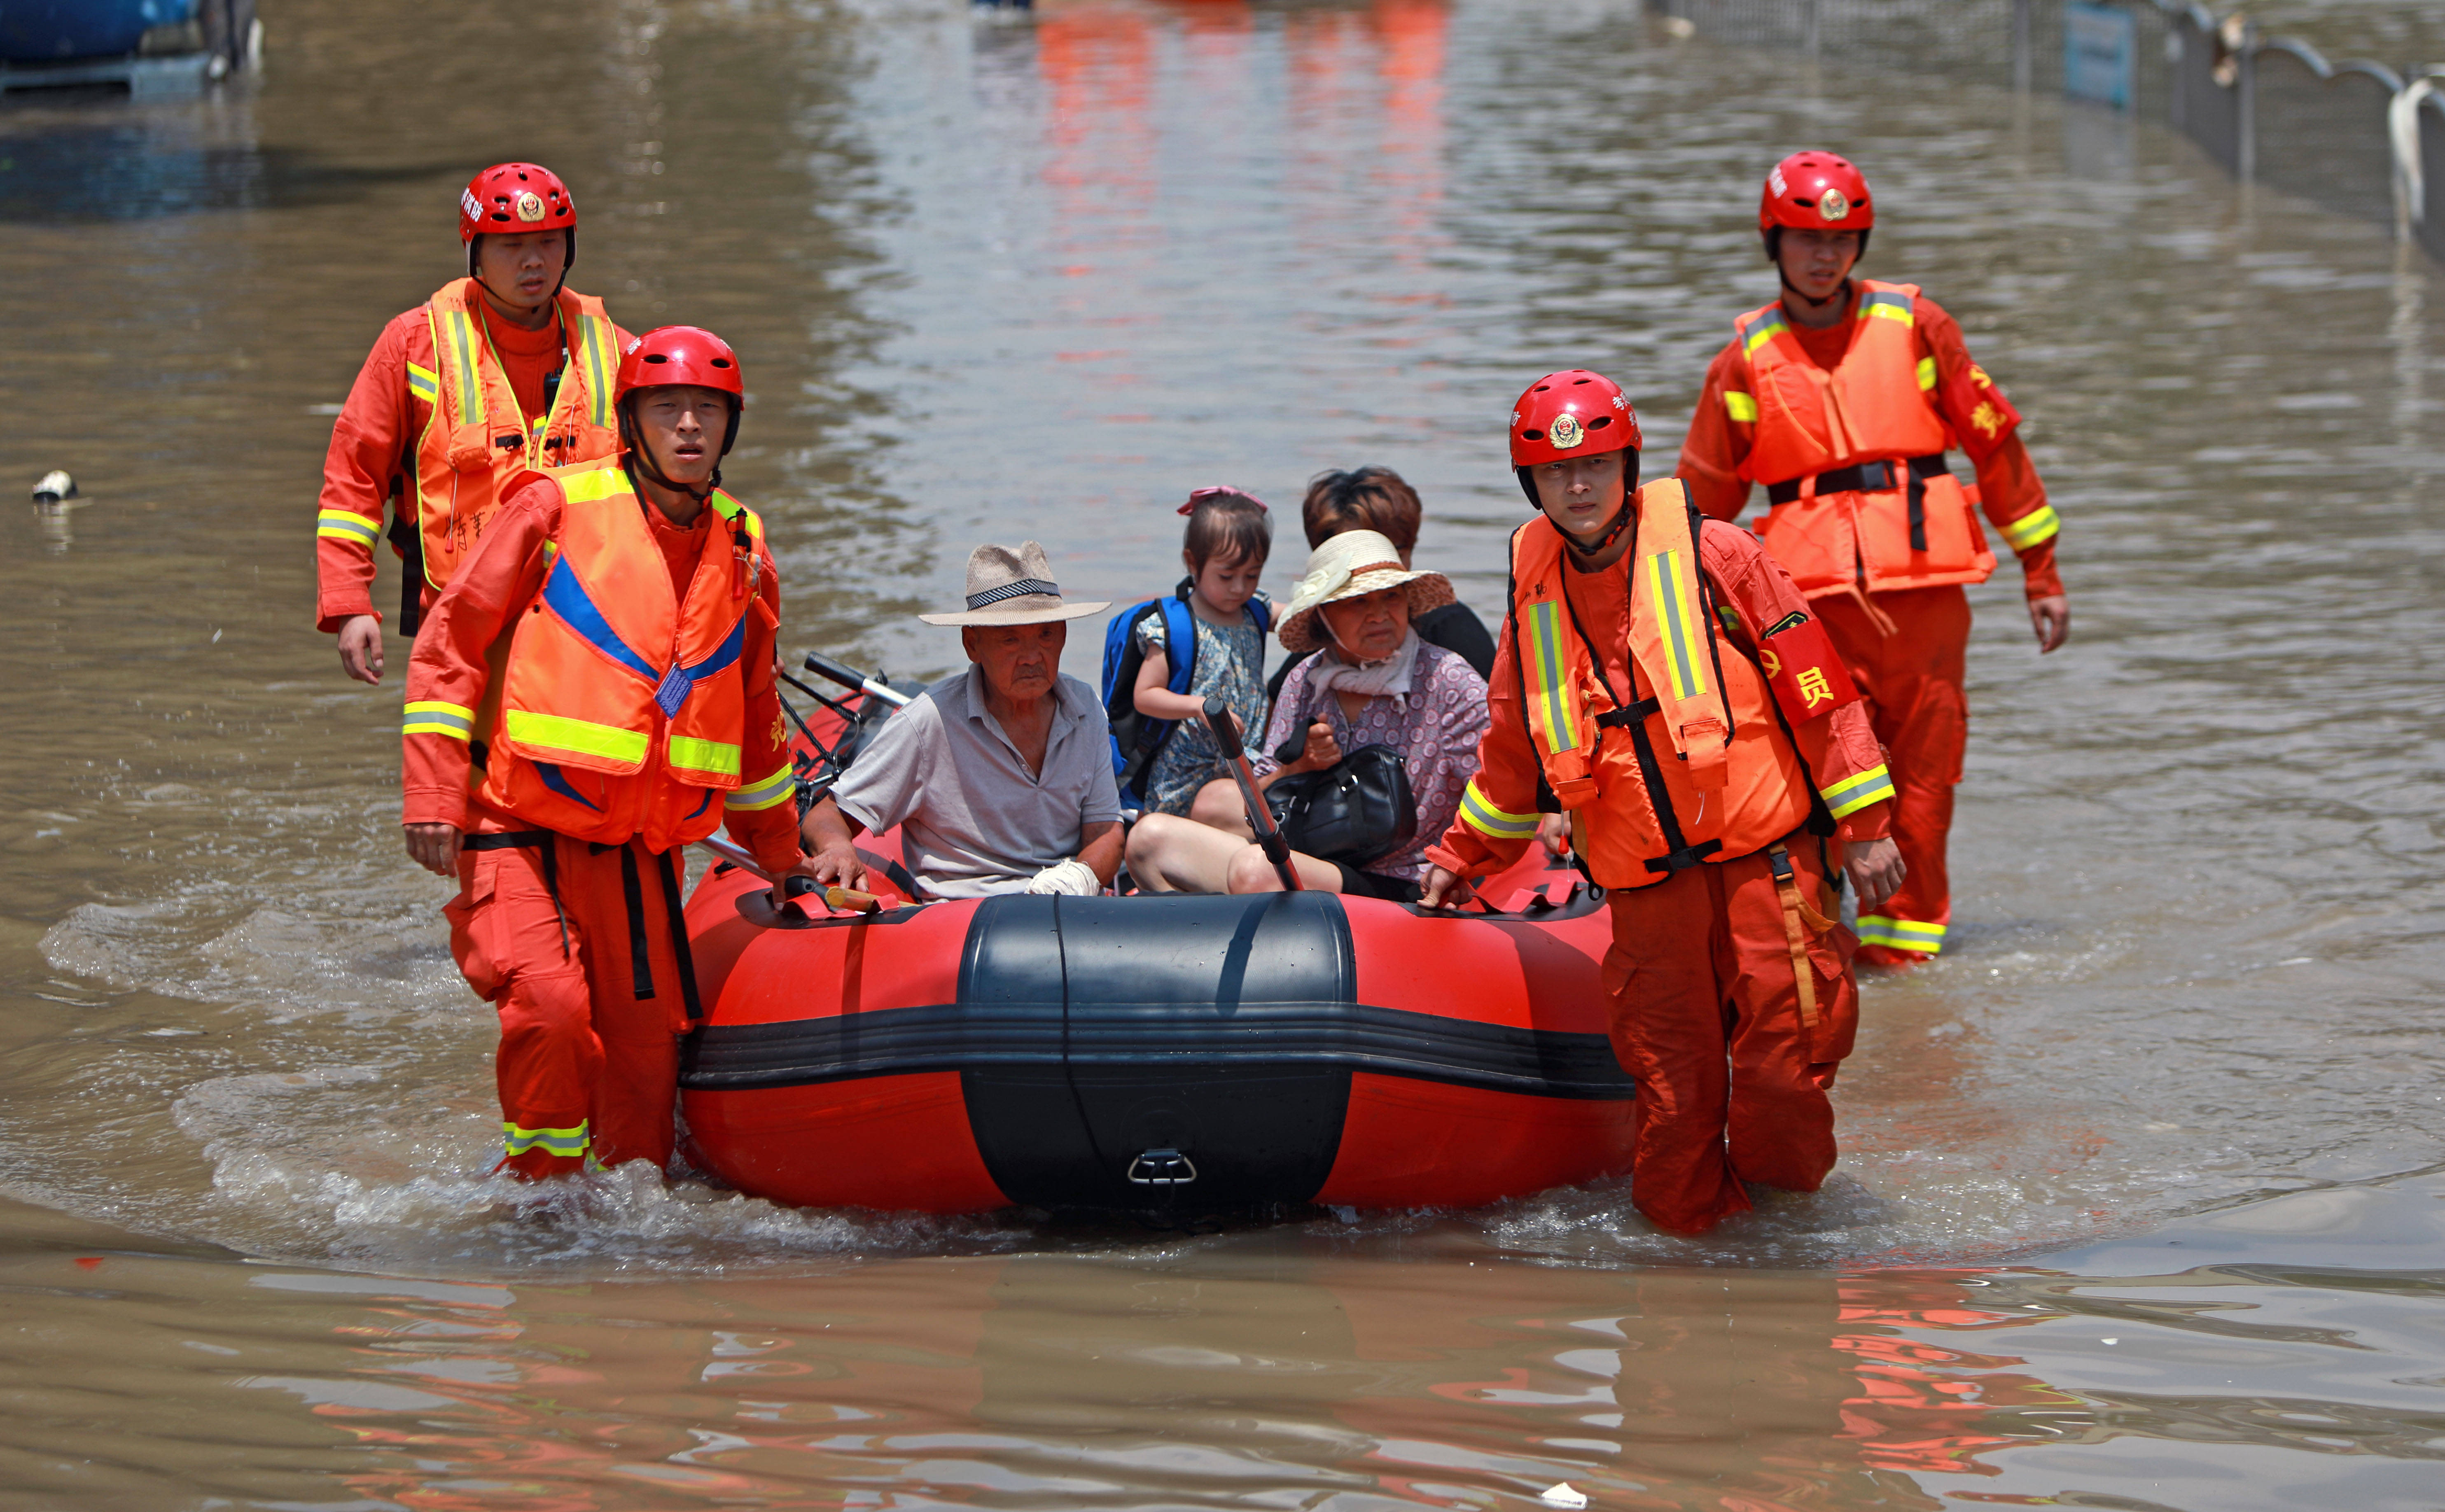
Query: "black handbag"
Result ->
[[1266, 743, 1415, 867]]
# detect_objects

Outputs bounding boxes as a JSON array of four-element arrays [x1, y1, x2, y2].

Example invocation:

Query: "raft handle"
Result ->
[[1126, 1148, 1198, 1186]]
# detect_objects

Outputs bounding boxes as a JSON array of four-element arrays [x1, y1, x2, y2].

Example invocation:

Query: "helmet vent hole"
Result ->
[[645, 353, 670, 364], [711, 357, 733, 368], [1521, 429, 1545, 442], [1587, 416, 1611, 431], [1532, 385, 1550, 393], [1571, 378, 1590, 385]]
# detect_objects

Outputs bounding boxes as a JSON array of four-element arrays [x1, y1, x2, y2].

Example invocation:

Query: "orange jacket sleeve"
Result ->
[[315, 312, 425, 633], [1698, 522, 1890, 843], [1675, 340, 1758, 523], [1424, 593, 1543, 880], [401, 479, 560, 830], [1915, 296, 2063, 602], [726, 548, 803, 875]]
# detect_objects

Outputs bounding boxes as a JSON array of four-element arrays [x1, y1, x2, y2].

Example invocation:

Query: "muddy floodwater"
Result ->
[[4, 0, 2445, 1506]]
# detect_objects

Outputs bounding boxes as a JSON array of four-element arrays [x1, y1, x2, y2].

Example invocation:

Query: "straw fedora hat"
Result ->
[[1275, 529, 1455, 655], [918, 541, 1111, 627]]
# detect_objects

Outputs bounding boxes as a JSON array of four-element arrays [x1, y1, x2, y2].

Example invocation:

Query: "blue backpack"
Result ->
[[1100, 578, 1273, 807]]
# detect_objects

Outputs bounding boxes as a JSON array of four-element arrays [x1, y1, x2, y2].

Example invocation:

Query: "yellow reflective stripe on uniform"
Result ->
[[1644, 549, 1709, 703], [577, 313, 618, 430], [1856, 915, 1946, 953], [1458, 778, 1540, 840], [1740, 310, 1790, 358], [1857, 289, 1915, 325], [2000, 503, 2061, 551], [559, 465, 631, 504], [727, 764, 796, 811], [316, 508, 381, 546], [1916, 356, 1938, 391], [502, 1119, 590, 1158], [667, 736, 743, 778], [441, 307, 485, 427], [1520, 600, 1581, 754], [1820, 763, 1896, 819], [402, 700, 475, 741], [405, 362, 439, 402], [1723, 390, 1758, 423], [503, 709, 649, 765], [710, 491, 765, 545]]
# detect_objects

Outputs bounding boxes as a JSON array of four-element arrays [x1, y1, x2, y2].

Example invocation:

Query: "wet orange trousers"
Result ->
[[1600, 836, 1858, 1234], [1816, 584, 1969, 957], [444, 830, 699, 1178]]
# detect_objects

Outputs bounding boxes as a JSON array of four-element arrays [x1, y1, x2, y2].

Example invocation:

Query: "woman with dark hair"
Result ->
[[1267, 467, 1496, 701]]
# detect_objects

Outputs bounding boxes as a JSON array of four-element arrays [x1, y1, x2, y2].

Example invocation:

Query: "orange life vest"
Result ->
[[477, 457, 774, 853], [1504, 479, 1814, 890], [409, 279, 623, 589], [1732, 279, 1996, 596]]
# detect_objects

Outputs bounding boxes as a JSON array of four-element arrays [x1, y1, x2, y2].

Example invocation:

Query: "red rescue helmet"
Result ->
[[459, 162, 577, 241], [1758, 150, 1873, 234], [1509, 370, 1642, 468], [617, 326, 746, 459], [1510, 370, 1642, 518]]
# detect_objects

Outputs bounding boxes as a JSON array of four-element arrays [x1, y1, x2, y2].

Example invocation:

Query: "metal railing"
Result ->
[[1645, 0, 2445, 259]]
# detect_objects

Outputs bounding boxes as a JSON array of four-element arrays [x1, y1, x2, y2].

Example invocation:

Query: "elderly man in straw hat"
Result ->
[[1126, 529, 1490, 900], [801, 542, 1124, 899]]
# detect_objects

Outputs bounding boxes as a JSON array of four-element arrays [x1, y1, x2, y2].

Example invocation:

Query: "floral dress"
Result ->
[[1138, 611, 1270, 817]]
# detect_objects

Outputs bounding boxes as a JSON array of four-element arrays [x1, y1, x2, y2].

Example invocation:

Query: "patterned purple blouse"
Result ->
[[1252, 642, 1491, 882]]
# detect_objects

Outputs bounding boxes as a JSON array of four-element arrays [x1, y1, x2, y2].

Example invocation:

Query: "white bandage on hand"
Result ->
[[1023, 858, 1102, 896]]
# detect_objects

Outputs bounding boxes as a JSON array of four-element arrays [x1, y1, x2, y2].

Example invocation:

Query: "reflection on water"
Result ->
[[2, 0, 2444, 1505], [4, 1174, 2440, 1507]]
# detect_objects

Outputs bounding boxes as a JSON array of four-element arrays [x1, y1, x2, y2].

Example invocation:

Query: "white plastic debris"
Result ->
[[32, 470, 76, 503], [1542, 1484, 1589, 1509]]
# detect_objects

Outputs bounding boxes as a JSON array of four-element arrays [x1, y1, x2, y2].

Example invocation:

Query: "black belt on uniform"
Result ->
[[1765, 454, 1952, 551], [464, 830, 570, 960], [588, 840, 706, 1027]]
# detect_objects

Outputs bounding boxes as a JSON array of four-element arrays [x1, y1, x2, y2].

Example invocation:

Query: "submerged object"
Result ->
[[677, 656, 1633, 1214], [32, 470, 76, 503]]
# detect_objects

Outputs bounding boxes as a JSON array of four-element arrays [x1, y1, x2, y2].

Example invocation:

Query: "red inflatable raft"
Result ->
[[676, 657, 1633, 1214]]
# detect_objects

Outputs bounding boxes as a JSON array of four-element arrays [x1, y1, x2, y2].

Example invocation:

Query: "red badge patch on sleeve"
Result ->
[[1758, 611, 1860, 724]]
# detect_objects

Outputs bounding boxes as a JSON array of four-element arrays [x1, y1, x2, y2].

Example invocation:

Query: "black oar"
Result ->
[[1204, 696, 1301, 892]]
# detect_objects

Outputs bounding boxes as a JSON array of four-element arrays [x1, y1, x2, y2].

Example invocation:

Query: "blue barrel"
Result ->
[[0, 0, 198, 64]]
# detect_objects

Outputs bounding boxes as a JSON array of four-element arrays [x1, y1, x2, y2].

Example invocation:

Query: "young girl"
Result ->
[[1131, 488, 1273, 817]]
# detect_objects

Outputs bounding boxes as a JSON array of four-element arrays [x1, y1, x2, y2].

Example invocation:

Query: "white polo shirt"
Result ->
[[831, 666, 1122, 899]]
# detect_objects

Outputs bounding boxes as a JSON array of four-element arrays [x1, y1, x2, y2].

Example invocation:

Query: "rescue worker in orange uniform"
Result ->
[[1422, 371, 1904, 1236], [315, 162, 632, 683], [400, 327, 808, 1179], [1678, 152, 2069, 967]]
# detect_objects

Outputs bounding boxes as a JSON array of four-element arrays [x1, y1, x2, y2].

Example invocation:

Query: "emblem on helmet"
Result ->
[[515, 191, 547, 223], [1549, 413, 1585, 450], [1818, 188, 1850, 222]]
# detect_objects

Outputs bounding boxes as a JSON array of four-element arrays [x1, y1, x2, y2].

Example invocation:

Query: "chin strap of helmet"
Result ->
[[1513, 451, 1642, 558]]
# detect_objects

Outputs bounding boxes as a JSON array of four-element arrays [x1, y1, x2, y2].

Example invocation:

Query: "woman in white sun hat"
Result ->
[[1125, 529, 1490, 901]]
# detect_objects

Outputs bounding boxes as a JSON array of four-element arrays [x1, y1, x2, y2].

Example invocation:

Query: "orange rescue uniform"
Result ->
[[1428, 481, 1895, 1235], [1678, 282, 2062, 961], [314, 281, 631, 634], [403, 460, 799, 1177]]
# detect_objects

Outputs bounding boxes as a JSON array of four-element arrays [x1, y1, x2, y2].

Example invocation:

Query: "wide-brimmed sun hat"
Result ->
[[1275, 529, 1455, 655], [918, 540, 1111, 626]]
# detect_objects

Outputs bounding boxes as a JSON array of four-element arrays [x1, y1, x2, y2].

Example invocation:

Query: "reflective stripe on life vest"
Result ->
[[1999, 503, 2060, 551], [1459, 776, 1541, 840], [403, 700, 475, 741], [1857, 286, 1916, 325], [405, 362, 439, 404], [1857, 915, 1946, 954], [1642, 547, 1710, 704], [317, 508, 381, 546], [728, 763, 796, 812], [667, 735, 742, 779], [437, 305, 487, 429], [1723, 390, 1758, 422], [1916, 356, 1937, 391], [1819, 763, 1895, 819], [1520, 598, 1583, 756], [1739, 306, 1791, 358], [503, 708, 651, 767]]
